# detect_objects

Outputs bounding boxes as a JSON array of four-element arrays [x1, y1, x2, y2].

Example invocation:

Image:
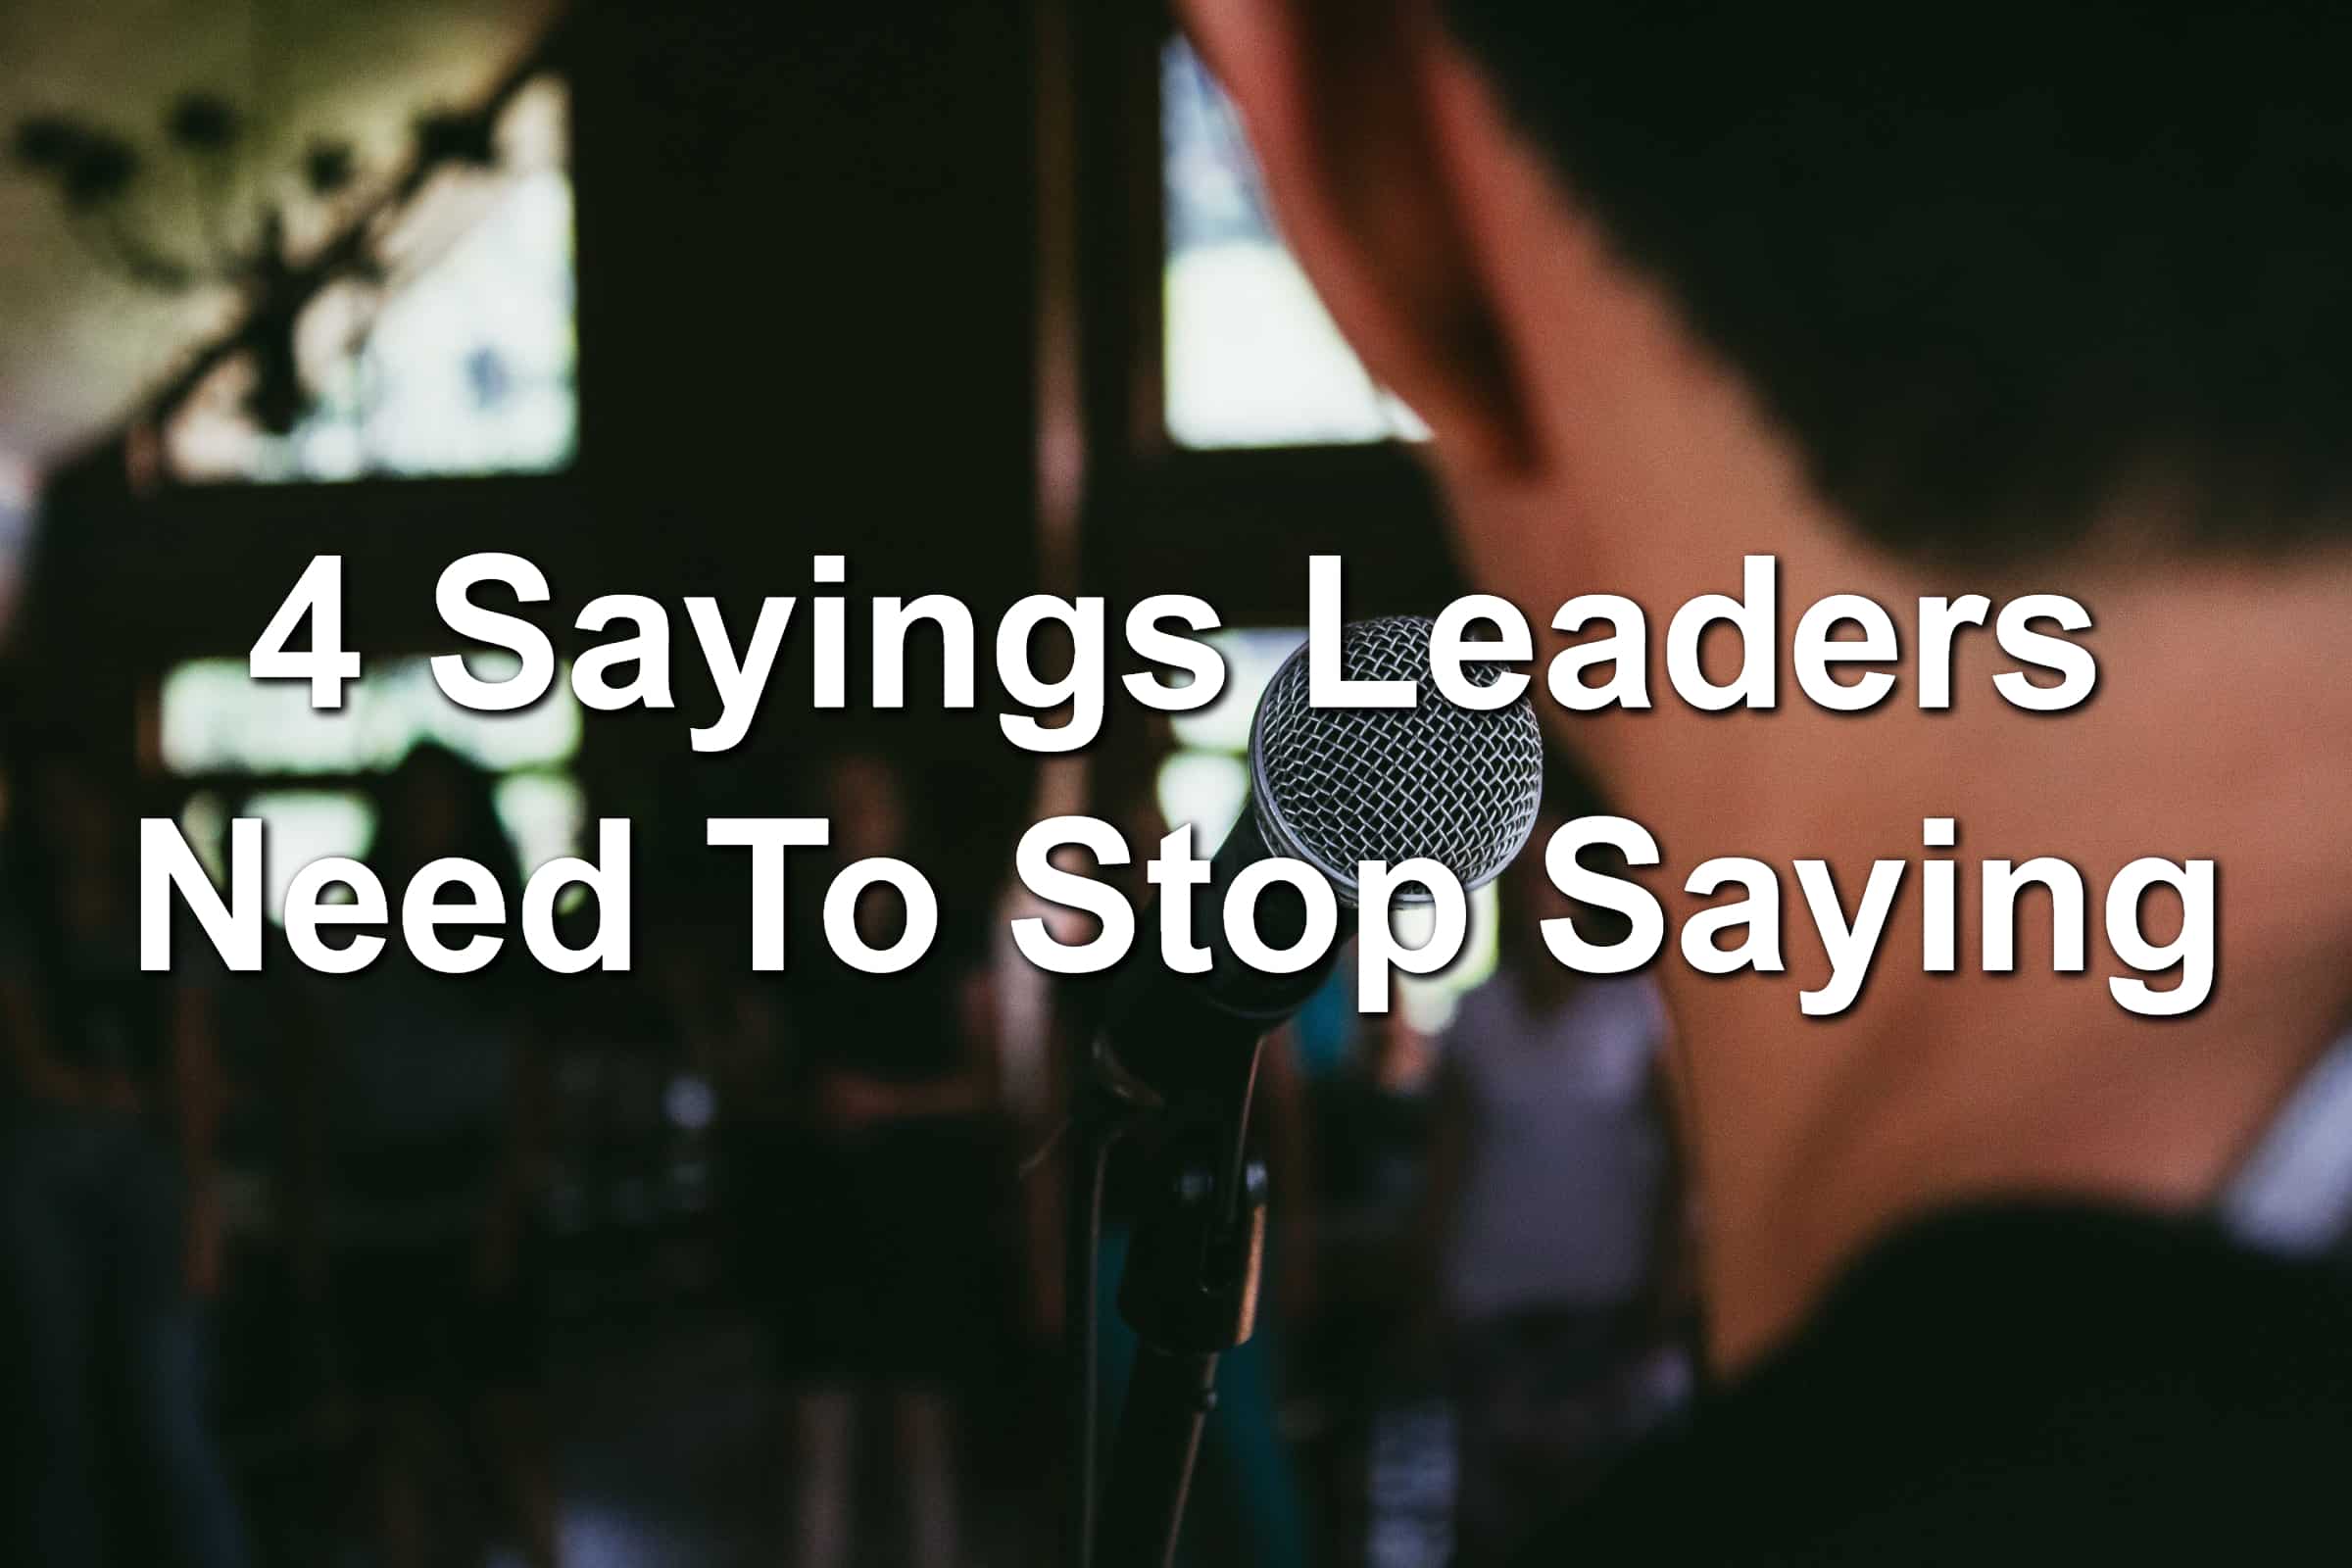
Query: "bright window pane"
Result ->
[[1155, 750, 1249, 850], [1168, 627, 1305, 755], [245, 790, 375, 921], [1162, 40, 1427, 450], [495, 769, 587, 876], [160, 654, 580, 776], [177, 790, 231, 886], [1399, 881, 1500, 1033], [164, 75, 576, 483]]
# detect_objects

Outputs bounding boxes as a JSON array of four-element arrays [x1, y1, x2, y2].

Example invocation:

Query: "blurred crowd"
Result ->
[[0, 733, 1696, 1568]]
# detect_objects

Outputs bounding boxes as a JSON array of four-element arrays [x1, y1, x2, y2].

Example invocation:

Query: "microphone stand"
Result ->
[[1088, 1037, 1268, 1568], [1071, 810, 1337, 1568]]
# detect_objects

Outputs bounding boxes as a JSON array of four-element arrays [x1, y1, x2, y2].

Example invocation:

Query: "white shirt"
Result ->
[[1441, 973, 1670, 1320]]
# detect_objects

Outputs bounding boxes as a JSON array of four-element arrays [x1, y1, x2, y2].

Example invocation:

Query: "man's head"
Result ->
[[1182, 1, 2352, 566], [1183, 0, 2352, 1366]]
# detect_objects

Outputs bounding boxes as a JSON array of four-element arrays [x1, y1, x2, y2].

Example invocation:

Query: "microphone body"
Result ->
[[1094, 613, 1545, 1106], [1096, 807, 1337, 1113]]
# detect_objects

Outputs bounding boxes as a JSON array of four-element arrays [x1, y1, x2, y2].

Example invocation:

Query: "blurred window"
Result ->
[[1162, 40, 1428, 451], [164, 75, 577, 483], [241, 789, 376, 921], [494, 769, 588, 880], [160, 654, 585, 921], [161, 654, 579, 777]]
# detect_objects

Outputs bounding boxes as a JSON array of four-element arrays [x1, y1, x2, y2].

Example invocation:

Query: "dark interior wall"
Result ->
[[568, 0, 1038, 608], [560, 0, 1044, 840]]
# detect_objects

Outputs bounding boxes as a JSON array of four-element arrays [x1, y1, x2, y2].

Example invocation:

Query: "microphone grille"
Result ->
[[1249, 615, 1544, 903]]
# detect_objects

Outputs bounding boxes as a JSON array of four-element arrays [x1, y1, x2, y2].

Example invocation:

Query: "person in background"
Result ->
[[1417, 816, 1689, 1565], [282, 743, 561, 1568], [1296, 966, 1447, 1567], [0, 750, 253, 1568], [1307, 963, 1438, 1289], [758, 750, 1000, 1568]]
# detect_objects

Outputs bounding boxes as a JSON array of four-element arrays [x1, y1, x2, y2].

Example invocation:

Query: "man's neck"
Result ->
[[1446, 468, 2352, 1370], [1624, 555, 2352, 1369], [1425, 170, 2352, 1363]]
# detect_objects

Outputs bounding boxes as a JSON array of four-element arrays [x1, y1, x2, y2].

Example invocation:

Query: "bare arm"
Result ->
[[276, 986, 329, 1308], [171, 983, 228, 1298], [1257, 1024, 1320, 1324], [1406, 1053, 1472, 1333], [829, 971, 1004, 1124], [1022, 987, 1079, 1342]]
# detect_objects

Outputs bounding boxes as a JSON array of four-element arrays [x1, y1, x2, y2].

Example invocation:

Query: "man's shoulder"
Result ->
[[1523, 1203, 2352, 1563]]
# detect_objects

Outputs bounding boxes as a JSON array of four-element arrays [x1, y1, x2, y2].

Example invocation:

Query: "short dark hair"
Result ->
[[1441, 1, 2352, 563]]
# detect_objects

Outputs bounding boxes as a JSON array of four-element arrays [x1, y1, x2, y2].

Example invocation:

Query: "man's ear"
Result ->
[[1179, 0, 1536, 472]]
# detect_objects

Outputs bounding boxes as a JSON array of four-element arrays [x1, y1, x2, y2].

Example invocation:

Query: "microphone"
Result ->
[[1076, 615, 1546, 1568], [1098, 614, 1545, 1104]]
